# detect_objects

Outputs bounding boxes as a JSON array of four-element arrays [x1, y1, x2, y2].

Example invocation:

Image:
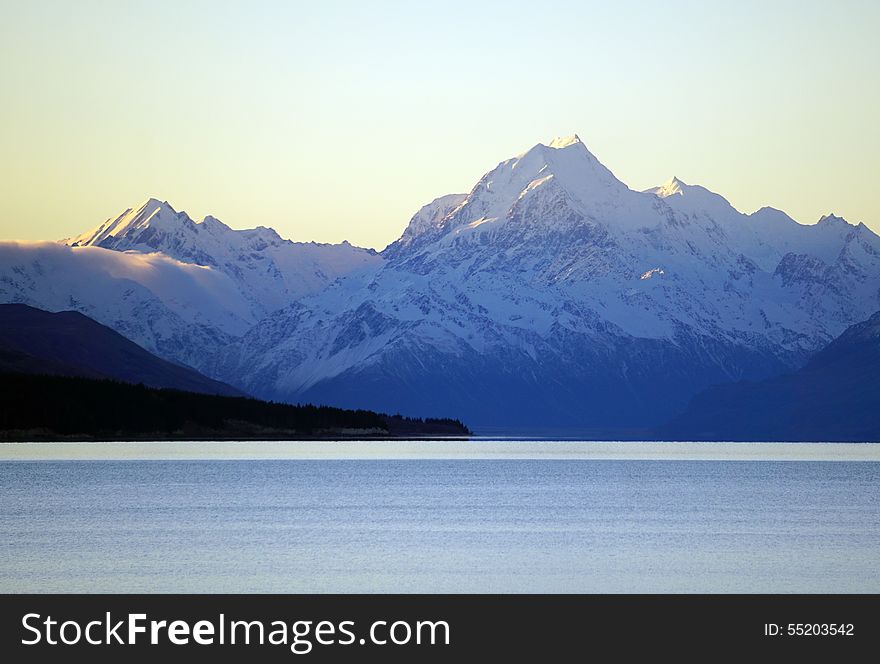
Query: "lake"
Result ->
[[1, 442, 879, 593]]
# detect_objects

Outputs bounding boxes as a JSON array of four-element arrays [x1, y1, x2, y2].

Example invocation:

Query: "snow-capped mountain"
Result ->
[[0, 240, 253, 370], [2, 135, 878, 430], [65, 197, 381, 319], [210, 135, 880, 428], [0, 199, 380, 371]]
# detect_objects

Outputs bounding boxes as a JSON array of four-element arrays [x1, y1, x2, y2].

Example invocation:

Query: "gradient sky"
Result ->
[[1, 0, 878, 250]]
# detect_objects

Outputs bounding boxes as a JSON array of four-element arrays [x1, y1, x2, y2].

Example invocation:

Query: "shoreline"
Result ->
[[2, 440, 879, 462]]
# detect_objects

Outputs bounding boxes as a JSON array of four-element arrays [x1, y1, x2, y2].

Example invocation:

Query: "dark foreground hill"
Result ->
[[0, 372, 470, 440], [0, 303, 242, 396], [659, 311, 880, 442]]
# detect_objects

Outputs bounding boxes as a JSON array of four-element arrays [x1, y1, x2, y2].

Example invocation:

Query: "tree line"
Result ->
[[0, 372, 469, 439]]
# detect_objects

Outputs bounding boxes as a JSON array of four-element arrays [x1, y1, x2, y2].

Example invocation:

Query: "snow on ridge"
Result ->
[[547, 134, 583, 149], [65, 197, 177, 247], [645, 176, 687, 198], [389, 193, 468, 252], [60, 197, 385, 319]]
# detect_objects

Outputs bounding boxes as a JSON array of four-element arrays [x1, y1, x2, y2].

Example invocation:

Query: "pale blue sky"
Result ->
[[1, 0, 878, 248]]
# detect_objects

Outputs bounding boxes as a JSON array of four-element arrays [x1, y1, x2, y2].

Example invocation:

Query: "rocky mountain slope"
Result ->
[[659, 310, 880, 441]]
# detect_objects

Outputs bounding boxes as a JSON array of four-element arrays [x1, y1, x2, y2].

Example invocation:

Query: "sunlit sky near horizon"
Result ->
[[1, 0, 878, 250]]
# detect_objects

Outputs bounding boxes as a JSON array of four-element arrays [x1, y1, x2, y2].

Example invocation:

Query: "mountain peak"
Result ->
[[455, 134, 633, 227], [547, 134, 583, 150], [644, 177, 742, 220], [131, 197, 179, 226], [65, 196, 182, 247], [139, 197, 175, 214], [651, 177, 687, 198], [818, 213, 848, 226]]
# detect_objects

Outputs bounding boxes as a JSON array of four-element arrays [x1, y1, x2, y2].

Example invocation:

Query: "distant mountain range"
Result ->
[[65, 198, 381, 320], [660, 311, 880, 441], [2, 134, 879, 433]]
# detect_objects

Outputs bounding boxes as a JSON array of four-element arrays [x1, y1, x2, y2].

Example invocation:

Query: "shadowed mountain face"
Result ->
[[0, 304, 243, 397], [658, 311, 880, 442]]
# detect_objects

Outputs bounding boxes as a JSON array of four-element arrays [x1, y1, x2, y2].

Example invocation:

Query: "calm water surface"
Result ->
[[1, 443, 878, 593]]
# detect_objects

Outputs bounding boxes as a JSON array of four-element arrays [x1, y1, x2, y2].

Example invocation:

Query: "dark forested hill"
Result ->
[[658, 311, 880, 442], [0, 303, 242, 396], [0, 372, 470, 440]]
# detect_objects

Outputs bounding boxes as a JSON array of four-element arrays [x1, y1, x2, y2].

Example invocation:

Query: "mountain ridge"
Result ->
[[3, 134, 879, 431], [197, 136, 880, 428], [64, 197, 383, 321]]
